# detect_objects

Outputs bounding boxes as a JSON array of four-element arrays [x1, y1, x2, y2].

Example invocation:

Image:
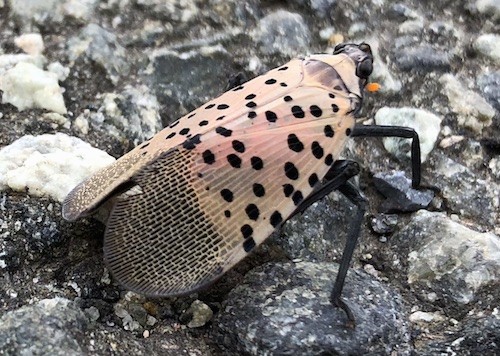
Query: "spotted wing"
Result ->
[[62, 59, 304, 221], [103, 85, 355, 296]]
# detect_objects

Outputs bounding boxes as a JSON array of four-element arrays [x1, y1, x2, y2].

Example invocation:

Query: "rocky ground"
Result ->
[[0, 0, 499, 355]]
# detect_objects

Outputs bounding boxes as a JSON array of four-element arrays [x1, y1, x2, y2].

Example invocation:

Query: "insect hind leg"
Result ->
[[289, 160, 361, 219], [288, 159, 367, 326], [330, 181, 367, 328]]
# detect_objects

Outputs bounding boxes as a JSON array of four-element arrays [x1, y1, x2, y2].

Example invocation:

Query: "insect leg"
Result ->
[[288, 160, 361, 220], [330, 181, 367, 327], [351, 125, 421, 188]]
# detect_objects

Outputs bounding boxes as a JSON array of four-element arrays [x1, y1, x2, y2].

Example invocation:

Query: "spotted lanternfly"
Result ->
[[62, 43, 421, 325]]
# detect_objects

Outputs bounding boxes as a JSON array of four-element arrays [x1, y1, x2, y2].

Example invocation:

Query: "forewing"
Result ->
[[62, 59, 304, 221], [103, 85, 355, 296]]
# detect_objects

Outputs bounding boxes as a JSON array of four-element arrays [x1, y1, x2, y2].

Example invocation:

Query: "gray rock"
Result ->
[[253, 10, 311, 56], [429, 153, 499, 228], [373, 171, 434, 213], [214, 262, 410, 355], [477, 70, 500, 112], [420, 314, 500, 354], [0, 298, 88, 355], [439, 73, 495, 133], [398, 211, 500, 308], [278, 193, 353, 262], [145, 47, 240, 122], [370, 213, 399, 235], [68, 24, 130, 85], [393, 43, 452, 72]]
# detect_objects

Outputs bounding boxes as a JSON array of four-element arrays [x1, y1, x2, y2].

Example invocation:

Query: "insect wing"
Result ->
[[104, 84, 355, 296], [62, 59, 305, 221]]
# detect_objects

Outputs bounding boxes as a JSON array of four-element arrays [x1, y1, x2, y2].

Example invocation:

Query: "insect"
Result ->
[[62, 43, 421, 325]]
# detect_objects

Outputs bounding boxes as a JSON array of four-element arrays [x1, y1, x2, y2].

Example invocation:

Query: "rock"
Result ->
[[0, 62, 67, 114], [7, 0, 64, 28], [180, 300, 214, 328], [369, 39, 402, 93], [0, 53, 45, 75], [400, 211, 500, 306], [374, 107, 442, 162], [393, 43, 451, 72], [419, 314, 500, 354], [214, 262, 410, 355], [468, 0, 500, 20], [253, 10, 311, 56], [429, 153, 499, 228], [370, 214, 399, 235], [0, 133, 115, 202], [278, 194, 353, 262], [67, 24, 130, 85], [0, 298, 88, 355], [372, 171, 434, 213], [145, 47, 240, 122], [477, 70, 500, 112], [439, 74, 495, 133], [135, 0, 199, 23], [14, 33, 44, 55], [474, 34, 500, 64], [97, 85, 162, 145]]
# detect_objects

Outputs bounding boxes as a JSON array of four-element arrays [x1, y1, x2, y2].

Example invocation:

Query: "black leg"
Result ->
[[351, 125, 421, 188], [330, 181, 367, 327], [287, 160, 366, 326], [288, 160, 360, 220]]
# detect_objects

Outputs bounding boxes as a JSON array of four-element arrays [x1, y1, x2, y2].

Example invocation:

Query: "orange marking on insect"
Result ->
[[365, 82, 381, 92]]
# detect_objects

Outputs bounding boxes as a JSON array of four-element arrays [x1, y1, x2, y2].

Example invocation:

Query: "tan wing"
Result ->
[[62, 58, 305, 221], [103, 85, 355, 296]]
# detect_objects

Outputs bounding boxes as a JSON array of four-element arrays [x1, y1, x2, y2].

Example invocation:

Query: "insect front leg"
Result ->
[[351, 125, 421, 188]]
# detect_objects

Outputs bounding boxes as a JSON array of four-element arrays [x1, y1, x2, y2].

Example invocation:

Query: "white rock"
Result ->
[[0, 62, 67, 114], [0, 133, 115, 202], [374, 107, 442, 162], [0, 53, 45, 75], [409, 311, 445, 323], [62, 0, 98, 21], [14, 33, 44, 55], [47, 61, 70, 81], [439, 74, 495, 133], [474, 33, 500, 63], [474, 0, 500, 19], [368, 39, 402, 93], [407, 211, 500, 304]]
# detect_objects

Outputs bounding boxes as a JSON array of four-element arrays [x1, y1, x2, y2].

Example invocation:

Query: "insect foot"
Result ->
[[214, 262, 410, 355]]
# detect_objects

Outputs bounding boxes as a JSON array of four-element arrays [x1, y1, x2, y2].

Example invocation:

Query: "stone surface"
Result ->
[[372, 171, 434, 213], [439, 73, 495, 133], [399, 211, 500, 306], [0, 62, 67, 114], [0, 133, 115, 202], [0, 0, 498, 354], [214, 262, 410, 355], [374, 107, 442, 162]]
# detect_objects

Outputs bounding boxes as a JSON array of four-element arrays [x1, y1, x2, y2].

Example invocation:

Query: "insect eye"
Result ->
[[356, 58, 373, 79], [359, 43, 372, 54]]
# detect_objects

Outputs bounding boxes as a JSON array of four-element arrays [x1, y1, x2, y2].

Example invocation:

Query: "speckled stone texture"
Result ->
[[0, 0, 499, 354]]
